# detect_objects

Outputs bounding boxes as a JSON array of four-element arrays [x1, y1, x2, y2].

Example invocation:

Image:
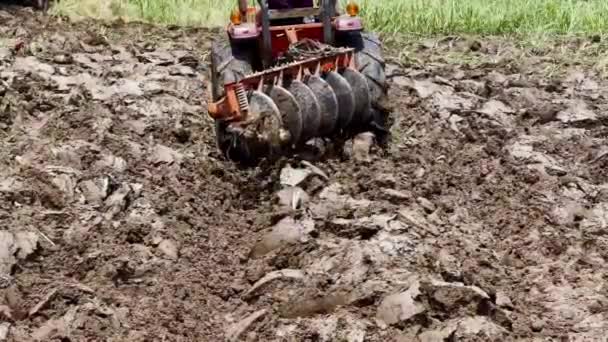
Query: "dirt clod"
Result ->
[[0, 323, 10, 340], [243, 269, 305, 299], [376, 280, 425, 328], [531, 318, 545, 332], [225, 309, 268, 342], [157, 239, 179, 260]]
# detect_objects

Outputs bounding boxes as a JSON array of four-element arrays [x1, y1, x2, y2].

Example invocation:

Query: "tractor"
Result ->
[[207, 0, 388, 164]]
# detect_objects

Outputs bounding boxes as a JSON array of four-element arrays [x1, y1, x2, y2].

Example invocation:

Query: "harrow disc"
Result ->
[[247, 90, 286, 148], [305, 75, 339, 137], [221, 90, 285, 163], [217, 122, 265, 165], [214, 120, 233, 159], [324, 71, 355, 133], [269, 85, 303, 146], [341, 68, 372, 129], [288, 80, 321, 143]]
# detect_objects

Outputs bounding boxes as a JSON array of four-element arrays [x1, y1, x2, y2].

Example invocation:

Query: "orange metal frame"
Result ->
[[208, 48, 356, 122], [267, 22, 326, 59]]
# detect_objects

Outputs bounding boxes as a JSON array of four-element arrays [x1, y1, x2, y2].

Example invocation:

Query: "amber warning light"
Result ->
[[346, 1, 359, 16], [230, 8, 242, 25]]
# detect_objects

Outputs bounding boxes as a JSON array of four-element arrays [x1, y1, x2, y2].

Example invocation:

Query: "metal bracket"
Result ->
[[322, 0, 334, 45], [285, 28, 299, 44], [257, 0, 273, 68]]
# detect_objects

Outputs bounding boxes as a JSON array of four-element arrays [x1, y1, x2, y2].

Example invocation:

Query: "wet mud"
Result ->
[[1, 5, 608, 342]]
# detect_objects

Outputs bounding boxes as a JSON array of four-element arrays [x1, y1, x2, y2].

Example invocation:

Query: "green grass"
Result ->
[[358, 0, 608, 35], [51, 0, 233, 27], [51, 0, 608, 35]]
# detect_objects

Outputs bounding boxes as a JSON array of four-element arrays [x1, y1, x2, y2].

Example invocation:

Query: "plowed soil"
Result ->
[[2, 5, 608, 342]]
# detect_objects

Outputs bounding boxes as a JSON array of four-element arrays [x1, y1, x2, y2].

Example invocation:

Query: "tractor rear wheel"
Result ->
[[338, 31, 388, 134]]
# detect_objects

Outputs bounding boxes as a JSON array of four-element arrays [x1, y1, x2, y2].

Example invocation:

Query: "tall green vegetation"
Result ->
[[358, 0, 608, 35], [52, 0, 608, 35]]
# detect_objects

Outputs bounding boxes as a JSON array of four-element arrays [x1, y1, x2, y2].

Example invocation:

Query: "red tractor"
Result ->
[[207, 0, 388, 164]]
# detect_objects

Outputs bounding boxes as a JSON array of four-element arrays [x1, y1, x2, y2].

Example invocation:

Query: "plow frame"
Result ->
[[207, 47, 357, 122]]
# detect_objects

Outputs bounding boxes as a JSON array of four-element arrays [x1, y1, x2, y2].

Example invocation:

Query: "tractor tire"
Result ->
[[209, 37, 255, 163], [348, 32, 387, 105], [338, 31, 389, 134], [36, 0, 49, 12]]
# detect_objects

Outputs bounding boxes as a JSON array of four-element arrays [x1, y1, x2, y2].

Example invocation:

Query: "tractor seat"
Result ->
[[266, 0, 319, 25], [267, 0, 314, 9]]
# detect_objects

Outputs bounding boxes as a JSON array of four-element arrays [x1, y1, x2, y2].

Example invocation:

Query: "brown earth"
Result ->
[[1, 5, 608, 342]]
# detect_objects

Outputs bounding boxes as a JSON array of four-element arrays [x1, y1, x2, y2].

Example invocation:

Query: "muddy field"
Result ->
[[1, 5, 608, 342]]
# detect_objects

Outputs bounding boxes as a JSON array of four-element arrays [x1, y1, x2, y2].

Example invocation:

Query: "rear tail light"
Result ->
[[230, 9, 242, 25]]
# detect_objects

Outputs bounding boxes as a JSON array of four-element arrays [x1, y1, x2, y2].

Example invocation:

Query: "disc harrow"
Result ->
[[207, 45, 376, 163]]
